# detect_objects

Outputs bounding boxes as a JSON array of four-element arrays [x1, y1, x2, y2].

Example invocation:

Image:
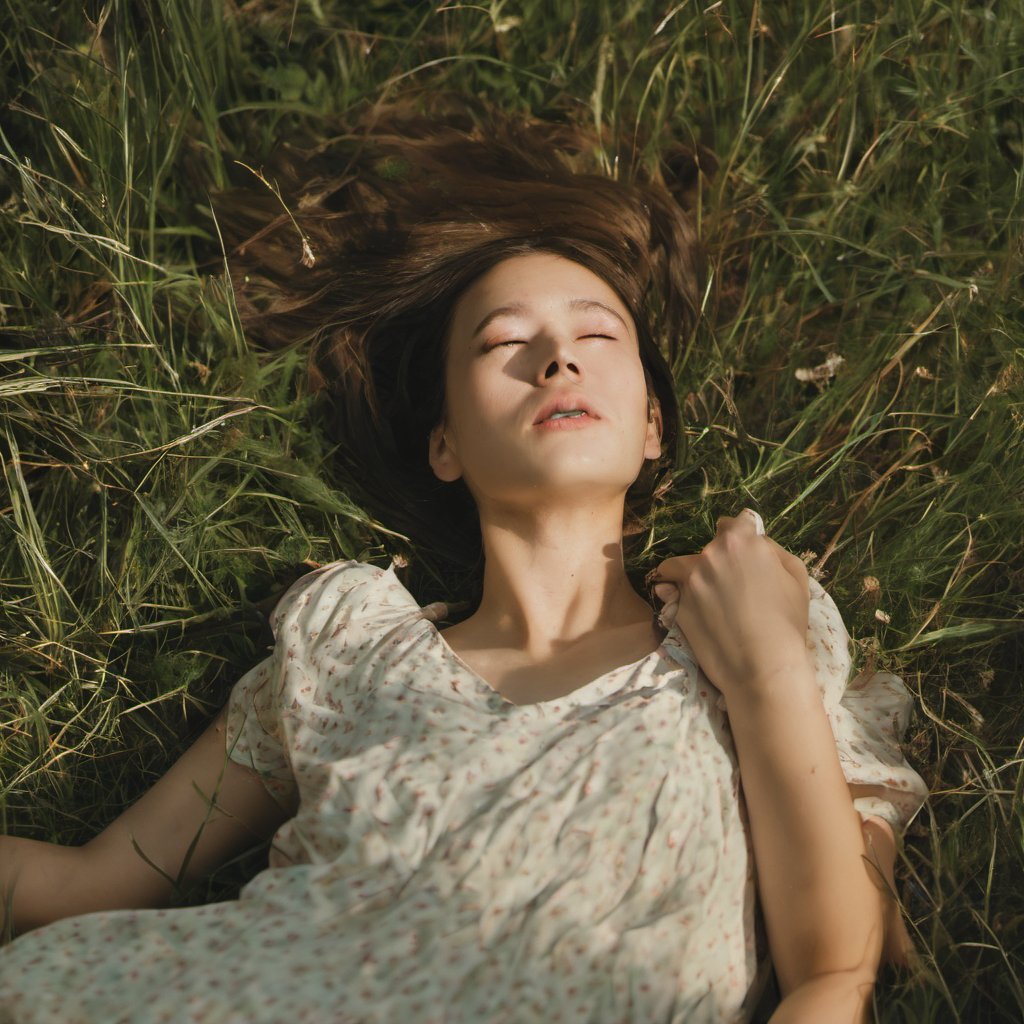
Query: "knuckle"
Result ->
[[719, 530, 745, 552]]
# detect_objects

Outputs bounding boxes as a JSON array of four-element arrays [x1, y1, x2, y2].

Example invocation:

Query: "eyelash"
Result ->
[[491, 334, 615, 349]]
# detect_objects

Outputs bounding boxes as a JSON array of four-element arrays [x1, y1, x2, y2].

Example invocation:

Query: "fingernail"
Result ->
[[744, 508, 766, 536]]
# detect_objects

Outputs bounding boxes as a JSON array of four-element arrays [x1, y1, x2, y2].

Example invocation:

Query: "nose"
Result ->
[[534, 333, 582, 384], [543, 357, 580, 380]]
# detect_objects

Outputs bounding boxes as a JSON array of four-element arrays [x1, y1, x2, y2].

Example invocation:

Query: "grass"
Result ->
[[1, 1, 1022, 1020]]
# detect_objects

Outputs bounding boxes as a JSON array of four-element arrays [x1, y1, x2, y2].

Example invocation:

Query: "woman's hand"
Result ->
[[651, 508, 813, 702]]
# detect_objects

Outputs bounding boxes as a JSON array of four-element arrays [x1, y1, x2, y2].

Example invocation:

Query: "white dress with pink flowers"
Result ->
[[0, 559, 927, 1024]]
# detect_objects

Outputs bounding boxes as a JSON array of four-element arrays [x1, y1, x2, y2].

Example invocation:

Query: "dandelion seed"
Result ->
[[795, 352, 845, 389]]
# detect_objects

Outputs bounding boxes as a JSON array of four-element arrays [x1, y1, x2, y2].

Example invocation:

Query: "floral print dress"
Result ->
[[0, 558, 928, 1023]]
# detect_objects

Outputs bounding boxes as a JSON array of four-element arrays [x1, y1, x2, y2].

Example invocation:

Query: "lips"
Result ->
[[532, 393, 600, 425]]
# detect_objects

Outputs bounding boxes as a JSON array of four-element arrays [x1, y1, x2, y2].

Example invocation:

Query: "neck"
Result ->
[[466, 496, 654, 659]]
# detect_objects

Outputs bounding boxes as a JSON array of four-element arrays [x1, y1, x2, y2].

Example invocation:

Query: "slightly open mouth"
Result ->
[[535, 410, 595, 428], [542, 411, 589, 422]]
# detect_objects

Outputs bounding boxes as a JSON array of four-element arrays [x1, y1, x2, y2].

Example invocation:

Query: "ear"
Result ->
[[643, 395, 664, 460], [428, 422, 463, 482]]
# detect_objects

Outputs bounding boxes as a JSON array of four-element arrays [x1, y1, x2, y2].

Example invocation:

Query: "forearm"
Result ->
[[726, 661, 885, 1003], [2, 711, 290, 941], [0, 835, 100, 938]]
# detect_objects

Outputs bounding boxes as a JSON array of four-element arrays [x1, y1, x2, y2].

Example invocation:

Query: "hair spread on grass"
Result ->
[[215, 94, 710, 574]]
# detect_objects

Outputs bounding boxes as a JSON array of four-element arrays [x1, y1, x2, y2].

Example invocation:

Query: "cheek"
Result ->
[[444, 365, 500, 438], [617, 351, 652, 406]]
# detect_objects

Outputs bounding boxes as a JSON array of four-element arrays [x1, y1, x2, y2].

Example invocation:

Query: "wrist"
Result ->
[[721, 652, 819, 709]]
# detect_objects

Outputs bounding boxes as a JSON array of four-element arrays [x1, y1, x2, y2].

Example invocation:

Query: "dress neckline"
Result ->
[[381, 563, 691, 711], [420, 607, 685, 711]]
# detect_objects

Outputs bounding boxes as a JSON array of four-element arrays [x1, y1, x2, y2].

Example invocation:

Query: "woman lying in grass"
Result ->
[[0, 102, 927, 1024]]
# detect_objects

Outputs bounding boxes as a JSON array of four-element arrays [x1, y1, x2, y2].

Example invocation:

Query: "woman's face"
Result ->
[[428, 252, 663, 513]]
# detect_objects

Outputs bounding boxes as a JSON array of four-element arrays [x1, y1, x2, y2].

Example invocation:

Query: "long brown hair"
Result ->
[[217, 94, 708, 588]]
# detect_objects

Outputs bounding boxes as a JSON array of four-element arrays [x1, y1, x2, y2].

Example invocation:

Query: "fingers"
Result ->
[[653, 510, 808, 592], [763, 535, 810, 585], [715, 508, 765, 536], [652, 509, 765, 588], [715, 511, 807, 582], [647, 553, 697, 589]]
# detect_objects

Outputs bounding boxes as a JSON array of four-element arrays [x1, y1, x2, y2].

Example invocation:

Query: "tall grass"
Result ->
[[1, 1, 1021, 1020]]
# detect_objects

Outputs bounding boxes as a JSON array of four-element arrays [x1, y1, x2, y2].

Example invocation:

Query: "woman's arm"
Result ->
[[654, 510, 915, 1019], [1, 707, 293, 939], [727, 666, 885, 1024]]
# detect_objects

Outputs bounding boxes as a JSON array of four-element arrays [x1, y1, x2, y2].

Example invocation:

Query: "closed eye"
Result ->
[[490, 335, 615, 349]]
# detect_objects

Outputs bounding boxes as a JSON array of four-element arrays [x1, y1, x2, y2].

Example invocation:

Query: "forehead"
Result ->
[[447, 253, 635, 342]]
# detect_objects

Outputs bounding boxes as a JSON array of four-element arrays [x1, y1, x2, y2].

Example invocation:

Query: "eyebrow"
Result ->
[[471, 298, 631, 339]]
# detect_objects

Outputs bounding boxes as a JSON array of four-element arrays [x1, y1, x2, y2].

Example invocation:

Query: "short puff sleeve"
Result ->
[[805, 576, 928, 839], [224, 559, 380, 808]]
